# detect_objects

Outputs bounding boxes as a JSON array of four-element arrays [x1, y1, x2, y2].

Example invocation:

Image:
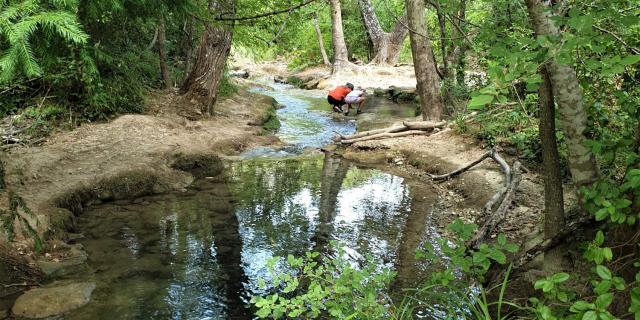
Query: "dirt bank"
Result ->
[[340, 128, 547, 245], [0, 89, 279, 256]]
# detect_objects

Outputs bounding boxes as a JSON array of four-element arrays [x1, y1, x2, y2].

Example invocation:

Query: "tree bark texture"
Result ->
[[525, 0, 599, 187], [358, 0, 408, 65], [539, 67, 566, 271], [180, 0, 234, 116], [329, 0, 350, 73], [405, 0, 444, 121], [158, 16, 171, 90], [183, 17, 195, 81], [313, 12, 331, 66]]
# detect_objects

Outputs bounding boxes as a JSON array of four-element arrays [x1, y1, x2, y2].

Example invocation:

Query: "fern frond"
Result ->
[[47, 0, 79, 10], [31, 10, 88, 43], [0, 0, 37, 21], [0, 46, 19, 82]]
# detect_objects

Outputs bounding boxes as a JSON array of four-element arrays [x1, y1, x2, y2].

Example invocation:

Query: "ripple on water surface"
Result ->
[[68, 155, 442, 319]]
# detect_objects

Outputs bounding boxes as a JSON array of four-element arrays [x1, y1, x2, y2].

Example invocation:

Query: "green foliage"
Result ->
[[0, 0, 88, 82], [250, 242, 396, 319]]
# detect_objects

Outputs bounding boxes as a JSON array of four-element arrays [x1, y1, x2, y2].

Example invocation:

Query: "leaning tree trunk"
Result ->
[[329, 0, 350, 73], [405, 0, 444, 121], [358, 0, 408, 65], [180, 0, 234, 116], [525, 0, 599, 187], [312, 12, 331, 66], [158, 16, 171, 90], [539, 67, 566, 272]]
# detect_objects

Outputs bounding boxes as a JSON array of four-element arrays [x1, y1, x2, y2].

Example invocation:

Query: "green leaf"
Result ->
[[596, 265, 612, 280], [621, 55, 640, 66], [551, 273, 570, 283], [468, 95, 494, 110], [582, 311, 597, 320], [570, 300, 594, 312], [595, 230, 605, 246], [595, 293, 614, 309]]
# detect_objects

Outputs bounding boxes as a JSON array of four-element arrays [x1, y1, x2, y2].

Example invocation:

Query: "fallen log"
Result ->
[[467, 161, 522, 249], [340, 130, 429, 144], [402, 120, 447, 131], [337, 124, 407, 141]]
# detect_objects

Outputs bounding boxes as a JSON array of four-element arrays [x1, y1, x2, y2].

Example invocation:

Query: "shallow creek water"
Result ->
[[66, 82, 440, 319]]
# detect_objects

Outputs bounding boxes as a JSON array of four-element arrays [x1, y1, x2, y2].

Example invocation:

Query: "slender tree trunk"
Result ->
[[405, 0, 444, 121], [448, 0, 467, 85], [180, 0, 234, 116], [329, 0, 350, 73], [313, 12, 331, 66], [435, 2, 449, 78], [158, 16, 171, 90], [539, 67, 565, 271], [525, 0, 599, 187], [358, 0, 408, 65], [183, 17, 195, 81]]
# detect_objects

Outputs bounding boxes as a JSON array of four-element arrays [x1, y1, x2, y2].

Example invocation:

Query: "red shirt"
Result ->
[[328, 86, 352, 100]]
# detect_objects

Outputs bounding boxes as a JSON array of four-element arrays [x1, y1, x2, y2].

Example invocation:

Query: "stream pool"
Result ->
[[65, 82, 440, 319]]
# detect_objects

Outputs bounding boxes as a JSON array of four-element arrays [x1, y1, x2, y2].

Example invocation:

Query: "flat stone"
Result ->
[[12, 282, 95, 319], [37, 245, 88, 279]]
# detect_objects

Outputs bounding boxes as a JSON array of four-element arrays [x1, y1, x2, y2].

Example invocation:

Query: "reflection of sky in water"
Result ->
[[228, 158, 412, 295]]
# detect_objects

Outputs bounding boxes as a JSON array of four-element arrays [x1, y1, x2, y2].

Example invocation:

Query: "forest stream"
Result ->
[[60, 81, 444, 319]]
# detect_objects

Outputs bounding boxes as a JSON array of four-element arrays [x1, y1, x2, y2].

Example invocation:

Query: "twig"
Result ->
[[214, 0, 318, 21], [593, 25, 640, 55]]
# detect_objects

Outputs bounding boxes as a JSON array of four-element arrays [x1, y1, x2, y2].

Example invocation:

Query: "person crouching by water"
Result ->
[[327, 83, 354, 113], [343, 87, 366, 116]]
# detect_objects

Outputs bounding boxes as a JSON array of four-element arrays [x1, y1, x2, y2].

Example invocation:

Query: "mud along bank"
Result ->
[[0, 89, 281, 299]]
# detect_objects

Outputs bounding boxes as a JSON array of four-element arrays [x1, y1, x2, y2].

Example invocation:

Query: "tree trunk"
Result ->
[[435, 2, 449, 78], [183, 17, 195, 81], [158, 16, 171, 90], [525, 0, 599, 187], [539, 67, 566, 271], [405, 0, 444, 121], [358, 0, 408, 65], [180, 0, 234, 116], [329, 0, 350, 73], [312, 12, 331, 66]]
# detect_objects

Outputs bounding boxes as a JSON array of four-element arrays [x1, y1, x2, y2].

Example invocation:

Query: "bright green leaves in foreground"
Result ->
[[250, 243, 395, 319], [0, 0, 88, 82], [251, 221, 519, 319]]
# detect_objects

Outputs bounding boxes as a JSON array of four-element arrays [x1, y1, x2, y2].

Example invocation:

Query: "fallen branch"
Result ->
[[402, 120, 447, 130], [467, 161, 522, 249], [336, 124, 407, 141], [340, 130, 429, 144], [429, 150, 492, 181], [429, 149, 510, 185]]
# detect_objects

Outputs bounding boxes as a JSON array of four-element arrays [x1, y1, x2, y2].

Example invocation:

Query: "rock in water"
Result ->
[[12, 282, 95, 318]]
